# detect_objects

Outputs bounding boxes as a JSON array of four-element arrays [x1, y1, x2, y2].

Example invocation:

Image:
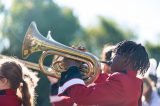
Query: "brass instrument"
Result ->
[[0, 54, 49, 71], [22, 22, 101, 85]]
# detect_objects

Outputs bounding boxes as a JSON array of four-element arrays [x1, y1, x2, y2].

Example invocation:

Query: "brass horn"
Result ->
[[22, 22, 101, 85], [0, 54, 49, 71]]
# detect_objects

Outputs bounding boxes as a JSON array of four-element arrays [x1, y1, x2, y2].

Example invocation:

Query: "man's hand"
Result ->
[[62, 46, 87, 71], [48, 76, 58, 84], [63, 58, 82, 70]]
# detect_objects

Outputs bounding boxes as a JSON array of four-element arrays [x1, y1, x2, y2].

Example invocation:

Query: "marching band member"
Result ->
[[142, 59, 160, 106], [95, 44, 115, 83], [101, 44, 115, 73], [0, 58, 39, 106], [54, 40, 150, 106], [142, 77, 160, 106]]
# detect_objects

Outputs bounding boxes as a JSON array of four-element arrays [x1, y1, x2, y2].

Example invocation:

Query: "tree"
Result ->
[[1, 0, 81, 106], [74, 16, 136, 57], [0, 1, 4, 13], [1, 0, 80, 57], [145, 42, 160, 62]]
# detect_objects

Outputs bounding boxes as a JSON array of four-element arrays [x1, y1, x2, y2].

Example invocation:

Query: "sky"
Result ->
[[54, 0, 160, 44], [1, 0, 160, 44]]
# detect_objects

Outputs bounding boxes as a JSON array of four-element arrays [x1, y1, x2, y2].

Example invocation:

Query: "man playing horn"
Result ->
[[51, 40, 150, 106]]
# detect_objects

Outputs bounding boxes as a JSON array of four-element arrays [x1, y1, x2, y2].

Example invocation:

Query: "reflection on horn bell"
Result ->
[[22, 21, 101, 85]]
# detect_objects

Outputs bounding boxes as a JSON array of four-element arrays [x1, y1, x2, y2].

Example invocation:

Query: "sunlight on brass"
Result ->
[[22, 22, 101, 85]]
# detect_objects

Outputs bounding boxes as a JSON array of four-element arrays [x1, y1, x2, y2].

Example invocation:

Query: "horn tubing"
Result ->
[[22, 21, 101, 85], [0, 54, 48, 71]]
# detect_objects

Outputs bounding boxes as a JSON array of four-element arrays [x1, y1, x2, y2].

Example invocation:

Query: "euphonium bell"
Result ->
[[22, 22, 101, 85]]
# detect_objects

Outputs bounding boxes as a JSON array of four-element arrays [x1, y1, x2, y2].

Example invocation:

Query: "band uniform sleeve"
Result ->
[[58, 66, 85, 95], [52, 96, 74, 106], [66, 73, 125, 105], [94, 73, 109, 83], [50, 83, 75, 106]]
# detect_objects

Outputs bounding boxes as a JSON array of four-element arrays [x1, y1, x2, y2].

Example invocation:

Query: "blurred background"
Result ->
[[0, 0, 160, 106]]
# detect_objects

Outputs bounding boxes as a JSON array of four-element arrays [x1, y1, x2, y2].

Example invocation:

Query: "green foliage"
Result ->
[[1, 0, 80, 57], [145, 42, 160, 62], [78, 16, 136, 57], [1, 0, 80, 106], [0, 2, 4, 13]]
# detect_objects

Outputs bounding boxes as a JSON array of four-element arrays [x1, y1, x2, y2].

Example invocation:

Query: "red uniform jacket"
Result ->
[[0, 89, 21, 106], [54, 70, 143, 106]]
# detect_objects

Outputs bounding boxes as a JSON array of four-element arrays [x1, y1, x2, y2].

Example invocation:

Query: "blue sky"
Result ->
[[54, 0, 160, 44]]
